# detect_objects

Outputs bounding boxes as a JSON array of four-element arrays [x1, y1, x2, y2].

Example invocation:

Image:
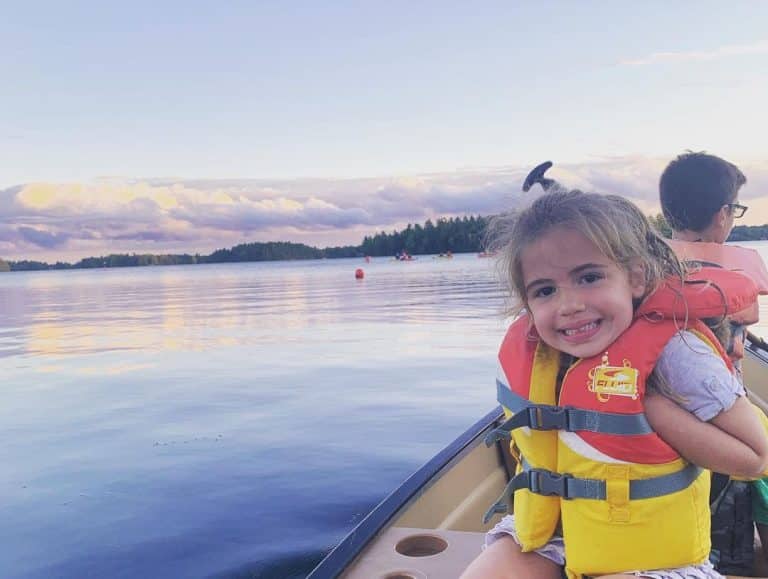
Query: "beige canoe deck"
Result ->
[[340, 436, 506, 578]]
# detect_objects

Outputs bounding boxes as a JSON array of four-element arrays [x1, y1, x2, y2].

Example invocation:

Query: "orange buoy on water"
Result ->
[[355, 268, 364, 279]]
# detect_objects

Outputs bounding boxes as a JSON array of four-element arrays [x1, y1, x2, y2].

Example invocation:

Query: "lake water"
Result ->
[[4, 243, 768, 579], [0, 254, 507, 578]]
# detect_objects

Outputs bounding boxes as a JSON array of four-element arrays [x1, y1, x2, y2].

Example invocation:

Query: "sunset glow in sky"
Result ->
[[2, 1, 767, 261]]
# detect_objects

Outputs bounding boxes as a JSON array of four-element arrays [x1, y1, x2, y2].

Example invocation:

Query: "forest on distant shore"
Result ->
[[1, 214, 766, 272]]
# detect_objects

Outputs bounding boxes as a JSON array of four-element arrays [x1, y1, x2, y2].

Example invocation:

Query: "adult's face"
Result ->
[[711, 196, 743, 244]]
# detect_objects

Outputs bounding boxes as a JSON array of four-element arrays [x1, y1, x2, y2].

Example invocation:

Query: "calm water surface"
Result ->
[[4, 243, 768, 579], [0, 254, 507, 578]]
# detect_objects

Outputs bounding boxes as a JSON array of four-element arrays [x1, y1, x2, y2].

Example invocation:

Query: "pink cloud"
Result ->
[[2, 154, 768, 260]]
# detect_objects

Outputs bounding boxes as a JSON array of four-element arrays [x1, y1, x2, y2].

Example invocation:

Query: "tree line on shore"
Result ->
[[3, 239, 365, 271], [1, 214, 767, 272]]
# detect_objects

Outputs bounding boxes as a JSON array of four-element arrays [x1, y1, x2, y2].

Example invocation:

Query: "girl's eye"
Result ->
[[532, 285, 556, 299], [580, 272, 603, 284]]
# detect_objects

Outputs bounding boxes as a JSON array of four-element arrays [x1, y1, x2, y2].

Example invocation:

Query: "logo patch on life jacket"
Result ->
[[588, 353, 639, 401]]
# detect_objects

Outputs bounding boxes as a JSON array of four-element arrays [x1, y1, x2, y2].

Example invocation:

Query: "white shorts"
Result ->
[[486, 515, 725, 579]]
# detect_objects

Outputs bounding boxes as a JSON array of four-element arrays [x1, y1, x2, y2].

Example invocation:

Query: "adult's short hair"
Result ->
[[659, 152, 746, 232]]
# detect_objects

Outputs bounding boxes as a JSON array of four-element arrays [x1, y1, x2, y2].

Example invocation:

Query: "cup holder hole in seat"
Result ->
[[394, 534, 448, 557]]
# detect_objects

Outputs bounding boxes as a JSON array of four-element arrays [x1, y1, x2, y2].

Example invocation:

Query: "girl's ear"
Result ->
[[628, 260, 647, 300], [525, 314, 538, 341]]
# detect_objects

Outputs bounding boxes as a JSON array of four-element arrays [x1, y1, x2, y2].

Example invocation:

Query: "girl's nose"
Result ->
[[557, 287, 586, 315]]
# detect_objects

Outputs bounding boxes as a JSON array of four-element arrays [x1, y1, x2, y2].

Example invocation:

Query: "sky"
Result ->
[[2, 1, 768, 261]]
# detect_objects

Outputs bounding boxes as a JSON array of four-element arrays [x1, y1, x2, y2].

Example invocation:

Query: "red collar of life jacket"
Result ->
[[637, 267, 758, 323]]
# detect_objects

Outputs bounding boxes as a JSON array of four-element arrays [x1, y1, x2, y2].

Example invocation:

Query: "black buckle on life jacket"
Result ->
[[528, 468, 573, 499], [484, 405, 572, 447], [482, 467, 575, 524], [529, 405, 570, 430]]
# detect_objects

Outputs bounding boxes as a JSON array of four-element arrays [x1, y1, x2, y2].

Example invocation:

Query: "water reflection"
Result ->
[[0, 257, 505, 364]]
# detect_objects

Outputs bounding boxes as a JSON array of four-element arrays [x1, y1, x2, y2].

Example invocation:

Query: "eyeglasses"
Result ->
[[725, 202, 748, 218]]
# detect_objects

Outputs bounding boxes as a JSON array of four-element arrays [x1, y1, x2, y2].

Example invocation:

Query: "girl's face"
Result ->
[[520, 226, 646, 359]]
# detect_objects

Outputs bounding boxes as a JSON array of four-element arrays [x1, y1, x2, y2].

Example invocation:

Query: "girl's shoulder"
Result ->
[[654, 331, 744, 420], [661, 330, 718, 358]]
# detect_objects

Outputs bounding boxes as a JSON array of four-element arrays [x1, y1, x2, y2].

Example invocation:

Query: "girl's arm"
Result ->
[[645, 392, 768, 478], [650, 330, 768, 477], [709, 396, 768, 476]]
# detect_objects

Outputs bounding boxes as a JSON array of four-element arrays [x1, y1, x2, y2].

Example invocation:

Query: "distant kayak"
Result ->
[[477, 251, 496, 258]]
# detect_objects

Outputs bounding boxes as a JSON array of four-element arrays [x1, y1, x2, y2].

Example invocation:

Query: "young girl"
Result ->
[[461, 189, 768, 579]]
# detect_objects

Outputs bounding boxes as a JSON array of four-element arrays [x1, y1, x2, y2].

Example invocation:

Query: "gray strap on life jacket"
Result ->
[[485, 381, 654, 446], [482, 461, 702, 524]]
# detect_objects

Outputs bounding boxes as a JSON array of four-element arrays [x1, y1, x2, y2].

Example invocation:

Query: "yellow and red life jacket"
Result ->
[[485, 268, 758, 579]]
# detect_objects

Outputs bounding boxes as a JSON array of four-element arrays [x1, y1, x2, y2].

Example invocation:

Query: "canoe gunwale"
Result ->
[[307, 406, 504, 579], [748, 331, 768, 361]]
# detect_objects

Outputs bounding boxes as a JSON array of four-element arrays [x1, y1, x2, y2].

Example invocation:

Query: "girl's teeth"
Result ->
[[564, 322, 597, 336]]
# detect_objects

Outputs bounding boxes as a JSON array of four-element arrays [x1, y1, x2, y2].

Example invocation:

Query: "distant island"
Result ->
[[1, 214, 767, 272]]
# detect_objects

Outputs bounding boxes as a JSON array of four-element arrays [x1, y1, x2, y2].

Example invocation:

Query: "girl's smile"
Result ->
[[559, 320, 601, 341]]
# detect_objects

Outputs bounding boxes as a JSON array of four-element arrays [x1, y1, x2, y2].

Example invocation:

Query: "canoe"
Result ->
[[308, 333, 768, 579]]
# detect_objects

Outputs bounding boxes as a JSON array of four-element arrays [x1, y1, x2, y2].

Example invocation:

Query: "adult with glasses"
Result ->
[[660, 151, 748, 243], [660, 153, 763, 364], [659, 151, 765, 576]]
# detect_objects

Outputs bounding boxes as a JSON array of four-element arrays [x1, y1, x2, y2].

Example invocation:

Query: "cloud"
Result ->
[[167, 195, 374, 232], [620, 40, 768, 66], [3, 155, 768, 260], [17, 226, 70, 249]]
